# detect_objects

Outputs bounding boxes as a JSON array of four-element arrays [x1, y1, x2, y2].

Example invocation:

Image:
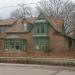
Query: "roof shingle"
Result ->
[[0, 19, 16, 26]]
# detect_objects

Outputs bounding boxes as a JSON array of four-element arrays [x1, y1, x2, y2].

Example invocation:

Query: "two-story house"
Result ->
[[0, 13, 70, 56]]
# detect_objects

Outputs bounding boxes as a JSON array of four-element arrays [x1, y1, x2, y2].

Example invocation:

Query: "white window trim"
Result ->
[[35, 19, 46, 23], [24, 23, 27, 31]]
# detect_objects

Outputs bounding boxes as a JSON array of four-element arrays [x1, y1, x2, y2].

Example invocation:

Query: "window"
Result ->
[[72, 40, 75, 48], [35, 23, 48, 34], [23, 23, 27, 31], [41, 25, 44, 33], [69, 40, 75, 49], [68, 39, 72, 49], [0, 26, 8, 32], [37, 25, 40, 33], [36, 25, 45, 33], [33, 37, 49, 50], [4, 39, 27, 51]]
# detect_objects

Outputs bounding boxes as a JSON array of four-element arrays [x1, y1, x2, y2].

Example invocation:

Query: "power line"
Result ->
[[0, 2, 39, 10]]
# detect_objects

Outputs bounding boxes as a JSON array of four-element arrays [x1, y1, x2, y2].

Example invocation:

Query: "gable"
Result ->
[[6, 19, 33, 33], [35, 13, 47, 23], [0, 19, 16, 26], [32, 13, 50, 35], [37, 13, 46, 20], [34, 13, 64, 33]]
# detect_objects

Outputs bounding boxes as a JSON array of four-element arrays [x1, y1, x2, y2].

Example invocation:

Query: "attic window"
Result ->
[[23, 23, 27, 31]]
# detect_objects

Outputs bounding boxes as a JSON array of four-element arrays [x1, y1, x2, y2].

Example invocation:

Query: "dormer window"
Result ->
[[23, 23, 27, 31]]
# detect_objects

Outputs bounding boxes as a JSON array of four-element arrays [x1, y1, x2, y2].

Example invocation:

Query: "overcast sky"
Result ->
[[0, 0, 40, 19], [0, 0, 75, 19], [0, 0, 40, 7]]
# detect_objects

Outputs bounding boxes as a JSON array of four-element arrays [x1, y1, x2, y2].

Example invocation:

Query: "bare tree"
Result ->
[[9, 4, 32, 19], [39, 0, 74, 18], [10, 8, 22, 19], [39, 0, 75, 36], [63, 2, 75, 34]]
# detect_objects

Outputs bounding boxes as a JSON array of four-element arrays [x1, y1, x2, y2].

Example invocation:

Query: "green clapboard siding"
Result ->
[[33, 37, 49, 50], [33, 22, 48, 35], [33, 13, 49, 50]]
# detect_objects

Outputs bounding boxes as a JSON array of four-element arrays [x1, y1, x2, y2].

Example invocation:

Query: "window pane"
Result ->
[[24, 23, 27, 31], [41, 25, 44, 33], [34, 37, 49, 50], [4, 39, 27, 51], [36, 25, 40, 33]]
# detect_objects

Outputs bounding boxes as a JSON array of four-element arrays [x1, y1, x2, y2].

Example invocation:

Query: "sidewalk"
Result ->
[[0, 63, 75, 75]]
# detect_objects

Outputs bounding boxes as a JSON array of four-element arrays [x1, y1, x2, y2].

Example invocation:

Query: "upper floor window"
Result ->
[[35, 24, 48, 34], [36, 25, 44, 33], [23, 23, 28, 31], [0, 26, 8, 32], [41, 25, 44, 33]]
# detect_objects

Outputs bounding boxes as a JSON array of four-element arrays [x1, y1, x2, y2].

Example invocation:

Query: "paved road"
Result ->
[[0, 63, 75, 75]]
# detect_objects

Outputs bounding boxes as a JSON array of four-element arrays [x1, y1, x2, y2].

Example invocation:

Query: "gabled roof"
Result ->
[[46, 16, 71, 39], [3, 13, 64, 34], [6, 17, 36, 33], [0, 12, 65, 35], [0, 19, 16, 26], [0, 15, 71, 39], [0, 13, 65, 36], [33, 10, 64, 33], [37, 11, 71, 39], [6, 19, 22, 33], [46, 17, 64, 32]]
